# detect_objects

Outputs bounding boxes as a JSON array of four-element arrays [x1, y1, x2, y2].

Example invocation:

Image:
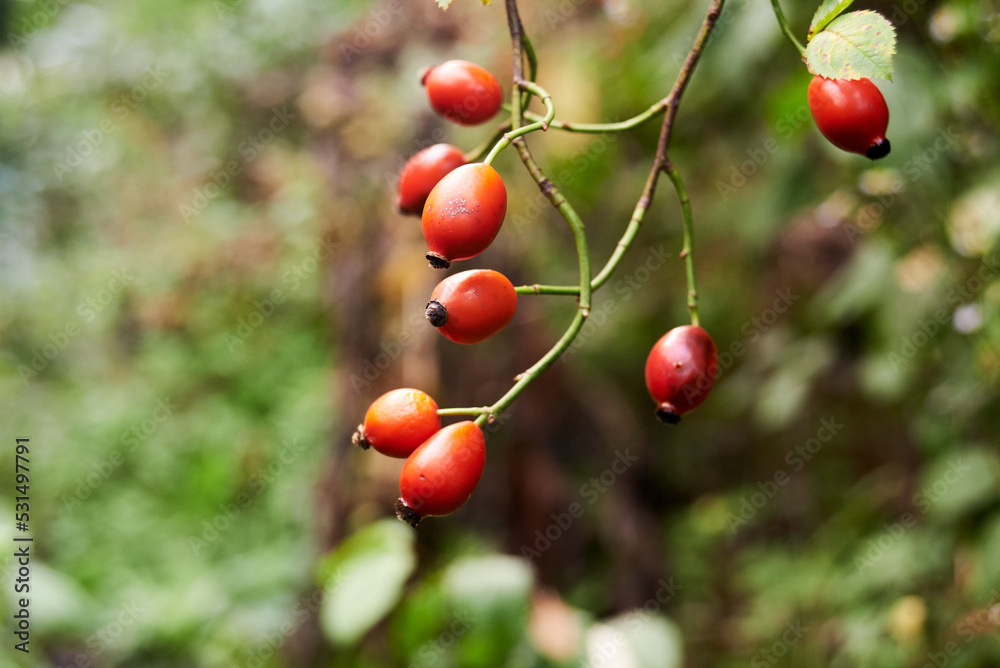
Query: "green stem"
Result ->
[[514, 284, 580, 295], [437, 407, 491, 417], [479, 308, 588, 424], [770, 0, 805, 56], [463, 124, 511, 163], [510, 100, 667, 134], [483, 80, 555, 166], [665, 163, 699, 327]]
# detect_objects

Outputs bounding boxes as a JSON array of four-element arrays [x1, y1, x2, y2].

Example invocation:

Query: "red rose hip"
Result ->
[[644, 325, 718, 424], [396, 144, 466, 215], [353, 388, 441, 458], [395, 421, 486, 527], [425, 269, 517, 344], [422, 60, 503, 126], [807, 75, 891, 160], [422, 163, 507, 269]]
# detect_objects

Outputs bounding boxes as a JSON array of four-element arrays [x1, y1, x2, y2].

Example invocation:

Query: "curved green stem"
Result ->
[[665, 164, 699, 327], [483, 80, 555, 166], [463, 124, 511, 163], [770, 0, 805, 56], [478, 308, 588, 425], [510, 100, 667, 134]]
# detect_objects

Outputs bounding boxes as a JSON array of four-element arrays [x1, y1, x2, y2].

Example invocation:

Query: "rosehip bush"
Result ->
[[354, 0, 900, 527]]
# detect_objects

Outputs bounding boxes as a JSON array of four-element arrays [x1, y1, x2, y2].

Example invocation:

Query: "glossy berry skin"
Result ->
[[353, 388, 441, 458], [395, 421, 486, 527], [422, 163, 507, 269], [644, 325, 718, 424], [807, 75, 891, 160], [396, 144, 466, 215], [422, 60, 503, 126], [425, 269, 517, 345]]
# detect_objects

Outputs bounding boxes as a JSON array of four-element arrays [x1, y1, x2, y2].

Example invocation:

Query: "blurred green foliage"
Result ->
[[1, 0, 999, 666]]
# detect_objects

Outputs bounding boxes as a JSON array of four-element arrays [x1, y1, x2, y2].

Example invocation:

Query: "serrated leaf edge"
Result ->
[[805, 10, 897, 82]]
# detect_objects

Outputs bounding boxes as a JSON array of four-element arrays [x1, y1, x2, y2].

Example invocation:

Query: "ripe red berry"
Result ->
[[425, 269, 517, 345], [807, 75, 891, 160], [422, 163, 507, 269], [353, 388, 441, 458], [395, 421, 486, 527], [421, 60, 503, 126], [396, 144, 466, 215], [644, 325, 718, 424]]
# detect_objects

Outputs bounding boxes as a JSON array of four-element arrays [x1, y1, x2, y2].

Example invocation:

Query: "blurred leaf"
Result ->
[[805, 11, 897, 81], [442, 555, 533, 667], [606, 613, 684, 668], [318, 520, 416, 646], [808, 0, 855, 40], [442, 554, 533, 615], [920, 448, 1000, 522]]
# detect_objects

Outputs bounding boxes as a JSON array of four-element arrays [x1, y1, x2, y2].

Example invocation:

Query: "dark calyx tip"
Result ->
[[394, 498, 422, 528], [866, 137, 891, 160], [425, 300, 448, 327], [351, 425, 370, 450], [426, 252, 451, 269], [655, 406, 682, 425]]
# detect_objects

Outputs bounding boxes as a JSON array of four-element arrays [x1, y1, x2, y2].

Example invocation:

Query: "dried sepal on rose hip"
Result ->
[[644, 325, 718, 424], [425, 269, 517, 345], [422, 163, 507, 269], [395, 420, 486, 528], [421, 60, 503, 126], [353, 388, 441, 458], [807, 75, 891, 160], [396, 144, 466, 215]]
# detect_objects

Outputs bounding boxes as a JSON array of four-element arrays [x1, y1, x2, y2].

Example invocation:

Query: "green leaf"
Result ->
[[808, 0, 855, 41], [317, 520, 416, 646], [805, 11, 897, 81]]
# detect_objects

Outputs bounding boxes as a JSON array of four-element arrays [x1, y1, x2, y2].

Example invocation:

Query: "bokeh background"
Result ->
[[2, 0, 999, 665]]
